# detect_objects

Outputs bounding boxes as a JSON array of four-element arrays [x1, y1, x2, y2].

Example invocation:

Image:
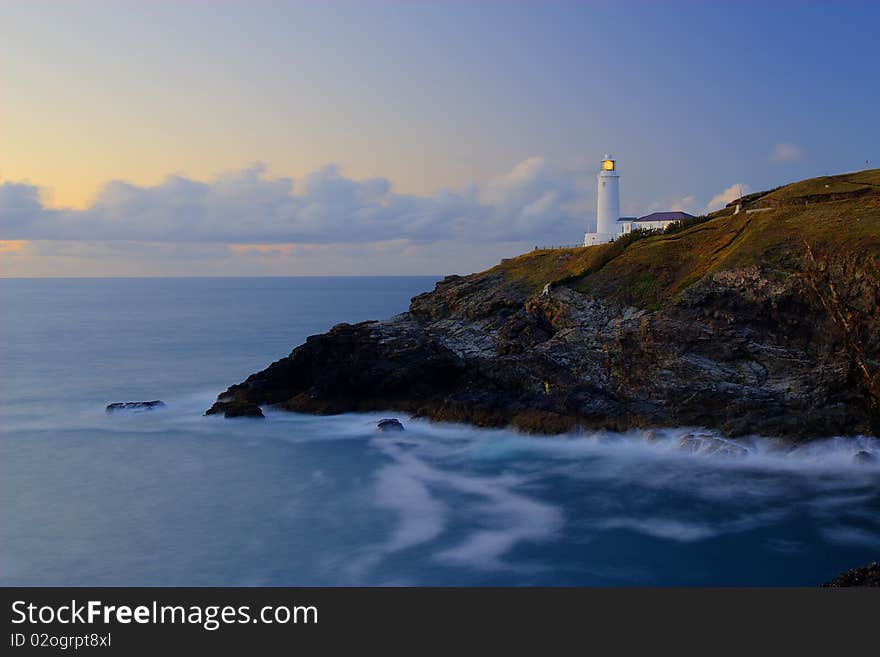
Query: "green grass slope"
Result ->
[[487, 168, 880, 309]]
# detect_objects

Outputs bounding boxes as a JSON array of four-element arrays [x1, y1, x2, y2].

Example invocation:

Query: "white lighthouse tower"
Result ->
[[583, 154, 619, 246]]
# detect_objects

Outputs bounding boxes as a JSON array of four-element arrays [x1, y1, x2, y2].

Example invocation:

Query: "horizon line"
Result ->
[[0, 274, 446, 280]]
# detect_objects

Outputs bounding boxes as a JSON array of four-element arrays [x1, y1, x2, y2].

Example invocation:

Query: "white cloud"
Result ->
[[4, 161, 773, 274], [670, 195, 698, 213], [641, 193, 701, 216], [770, 143, 803, 163], [705, 183, 751, 212], [0, 159, 590, 247]]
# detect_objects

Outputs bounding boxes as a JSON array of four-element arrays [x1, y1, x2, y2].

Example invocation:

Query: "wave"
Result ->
[[4, 392, 880, 584], [4, 390, 877, 473]]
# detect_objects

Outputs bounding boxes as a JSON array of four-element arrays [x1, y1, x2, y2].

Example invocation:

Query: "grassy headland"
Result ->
[[490, 168, 880, 310]]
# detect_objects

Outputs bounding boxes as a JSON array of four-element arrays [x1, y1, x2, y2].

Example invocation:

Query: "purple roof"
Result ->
[[616, 216, 637, 222], [632, 211, 695, 223]]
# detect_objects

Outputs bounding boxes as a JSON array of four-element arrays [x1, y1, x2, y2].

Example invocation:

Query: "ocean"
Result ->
[[2, 277, 879, 586]]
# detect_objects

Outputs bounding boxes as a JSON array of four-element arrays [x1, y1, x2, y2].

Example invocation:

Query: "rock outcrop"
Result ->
[[206, 260, 878, 440], [106, 400, 166, 413], [207, 400, 263, 418], [377, 418, 405, 432], [822, 562, 880, 587]]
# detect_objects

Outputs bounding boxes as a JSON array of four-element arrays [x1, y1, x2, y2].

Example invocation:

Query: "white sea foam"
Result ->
[[5, 396, 879, 583], [253, 411, 877, 578]]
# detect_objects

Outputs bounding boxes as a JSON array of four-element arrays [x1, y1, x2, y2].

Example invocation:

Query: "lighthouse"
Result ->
[[583, 154, 619, 246]]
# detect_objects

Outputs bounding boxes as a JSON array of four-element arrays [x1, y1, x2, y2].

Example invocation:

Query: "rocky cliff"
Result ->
[[208, 170, 880, 441]]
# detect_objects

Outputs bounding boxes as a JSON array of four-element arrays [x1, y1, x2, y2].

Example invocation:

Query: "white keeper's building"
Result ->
[[617, 211, 695, 235]]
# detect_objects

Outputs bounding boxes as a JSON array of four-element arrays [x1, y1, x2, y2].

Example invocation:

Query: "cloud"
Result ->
[[0, 181, 46, 232], [819, 525, 880, 548], [0, 240, 28, 254], [642, 193, 702, 217], [770, 143, 804, 163], [705, 183, 750, 212], [670, 195, 697, 213], [1, 159, 590, 247], [4, 161, 773, 275]]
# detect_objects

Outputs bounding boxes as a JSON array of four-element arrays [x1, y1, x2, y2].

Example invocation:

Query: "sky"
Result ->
[[2, 0, 879, 276]]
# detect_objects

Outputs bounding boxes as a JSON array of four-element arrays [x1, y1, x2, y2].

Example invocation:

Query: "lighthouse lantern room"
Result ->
[[584, 154, 620, 246]]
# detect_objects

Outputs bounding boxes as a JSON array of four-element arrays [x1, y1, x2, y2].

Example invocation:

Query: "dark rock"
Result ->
[[853, 450, 876, 464], [377, 418, 405, 432], [822, 562, 880, 587], [205, 400, 264, 418], [205, 257, 879, 440], [106, 400, 166, 413]]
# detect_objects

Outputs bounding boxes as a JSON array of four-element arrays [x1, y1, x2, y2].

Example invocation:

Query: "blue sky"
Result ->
[[2, 0, 878, 275]]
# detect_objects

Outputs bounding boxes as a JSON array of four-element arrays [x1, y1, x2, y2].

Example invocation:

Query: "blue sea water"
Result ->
[[1, 277, 879, 586]]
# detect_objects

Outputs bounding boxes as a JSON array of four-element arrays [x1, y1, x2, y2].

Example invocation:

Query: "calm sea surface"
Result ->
[[2, 277, 879, 586]]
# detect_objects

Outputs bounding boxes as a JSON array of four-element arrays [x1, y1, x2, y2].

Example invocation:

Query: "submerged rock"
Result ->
[[853, 450, 877, 465], [822, 562, 880, 587], [677, 433, 751, 458], [377, 418, 405, 432], [106, 400, 166, 413]]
